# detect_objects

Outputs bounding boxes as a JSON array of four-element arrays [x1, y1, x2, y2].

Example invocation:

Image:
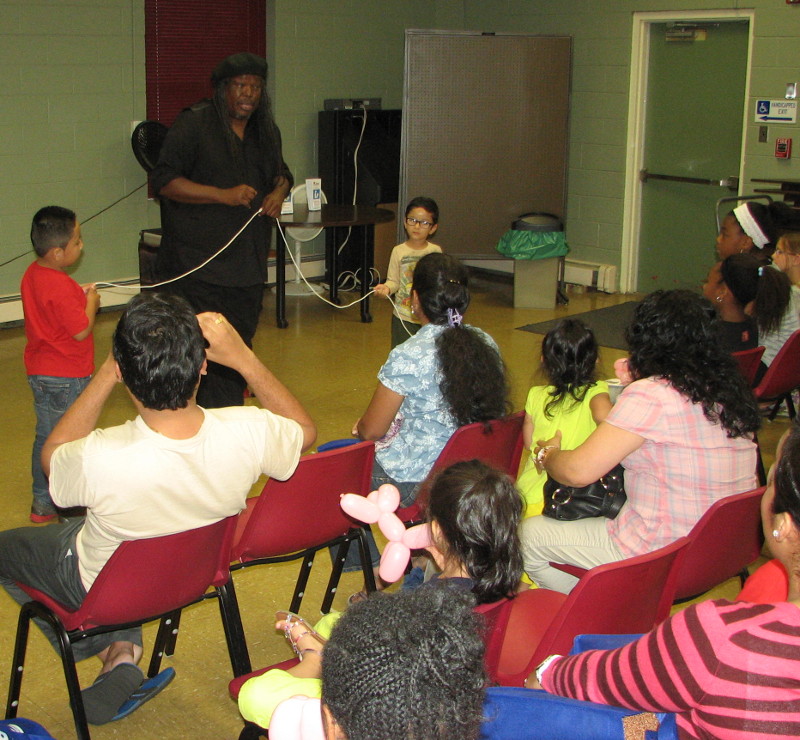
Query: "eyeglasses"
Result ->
[[406, 217, 433, 228]]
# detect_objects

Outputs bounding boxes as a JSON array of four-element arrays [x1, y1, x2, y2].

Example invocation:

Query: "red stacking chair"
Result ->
[[495, 537, 688, 687], [672, 487, 765, 601], [754, 329, 800, 420], [732, 345, 765, 387], [228, 595, 516, 740], [5, 515, 244, 740], [229, 440, 377, 615], [551, 488, 765, 603], [398, 411, 525, 524], [156, 442, 378, 673]]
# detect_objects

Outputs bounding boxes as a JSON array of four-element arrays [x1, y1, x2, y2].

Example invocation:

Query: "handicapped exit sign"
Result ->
[[755, 99, 797, 124]]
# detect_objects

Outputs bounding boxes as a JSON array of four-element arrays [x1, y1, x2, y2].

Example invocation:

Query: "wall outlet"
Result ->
[[759, 125, 769, 143]]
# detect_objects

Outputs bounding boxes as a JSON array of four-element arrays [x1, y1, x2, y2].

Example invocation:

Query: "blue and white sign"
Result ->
[[754, 99, 797, 124]]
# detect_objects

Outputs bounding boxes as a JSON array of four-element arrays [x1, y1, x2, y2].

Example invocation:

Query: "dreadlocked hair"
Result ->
[[412, 253, 510, 427], [321, 585, 486, 740]]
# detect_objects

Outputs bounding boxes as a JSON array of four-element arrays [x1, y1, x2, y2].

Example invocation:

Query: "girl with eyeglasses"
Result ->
[[373, 196, 443, 348]]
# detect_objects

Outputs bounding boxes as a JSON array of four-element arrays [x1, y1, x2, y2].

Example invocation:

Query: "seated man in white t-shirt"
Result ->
[[0, 292, 316, 725]]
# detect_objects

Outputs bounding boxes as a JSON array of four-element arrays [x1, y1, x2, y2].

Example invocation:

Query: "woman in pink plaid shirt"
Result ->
[[520, 289, 761, 593]]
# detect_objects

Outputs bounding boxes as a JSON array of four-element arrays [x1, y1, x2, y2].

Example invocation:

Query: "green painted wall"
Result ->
[[1, 0, 797, 297], [0, 0, 158, 298], [462, 1, 800, 273]]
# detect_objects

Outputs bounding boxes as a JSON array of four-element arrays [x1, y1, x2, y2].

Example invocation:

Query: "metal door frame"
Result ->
[[620, 9, 754, 293]]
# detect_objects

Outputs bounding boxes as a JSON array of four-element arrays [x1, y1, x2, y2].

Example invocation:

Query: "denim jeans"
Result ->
[[0, 519, 141, 660], [28, 375, 90, 512]]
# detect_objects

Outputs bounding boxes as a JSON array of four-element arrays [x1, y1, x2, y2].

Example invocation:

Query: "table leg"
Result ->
[[275, 228, 288, 328], [360, 225, 373, 323], [328, 228, 340, 305]]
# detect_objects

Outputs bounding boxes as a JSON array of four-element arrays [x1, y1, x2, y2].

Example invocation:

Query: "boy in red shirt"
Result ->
[[21, 206, 99, 522]]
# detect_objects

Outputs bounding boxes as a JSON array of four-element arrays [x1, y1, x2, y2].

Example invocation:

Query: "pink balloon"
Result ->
[[367, 489, 381, 504], [378, 511, 406, 542], [404, 523, 432, 549], [340, 493, 379, 524], [270, 696, 325, 740], [376, 484, 400, 512], [379, 540, 410, 583]]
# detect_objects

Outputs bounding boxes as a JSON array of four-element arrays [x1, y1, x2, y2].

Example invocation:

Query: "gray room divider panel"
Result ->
[[400, 30, 571, 256]]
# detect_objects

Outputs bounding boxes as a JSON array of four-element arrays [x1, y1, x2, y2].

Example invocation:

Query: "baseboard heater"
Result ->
[[564, 259, 617, 293]]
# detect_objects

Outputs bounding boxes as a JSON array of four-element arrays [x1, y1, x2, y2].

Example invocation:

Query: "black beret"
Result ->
[[211, 52, 267, 85]]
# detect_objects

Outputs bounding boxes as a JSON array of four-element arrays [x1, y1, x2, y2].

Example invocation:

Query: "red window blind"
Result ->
[[145, 0, 266, 126]]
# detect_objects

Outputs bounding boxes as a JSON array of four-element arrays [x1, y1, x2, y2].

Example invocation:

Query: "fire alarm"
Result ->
[[776, 138, 792, 159]]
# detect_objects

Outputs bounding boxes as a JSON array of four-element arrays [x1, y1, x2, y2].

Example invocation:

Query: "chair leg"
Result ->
[[359, 526, 377, 593], [5, 603, 32, 719], [238, 720, 266, 740], [217, 579, 251, 677], [163, 609, 182, 656], [321, 539, 348, 614], [13, 601, 90, 740], [148, 611, 180, 678], [289, 552, 315, 615], [754, 432, 767, 487], [738, 567, 750, 587]]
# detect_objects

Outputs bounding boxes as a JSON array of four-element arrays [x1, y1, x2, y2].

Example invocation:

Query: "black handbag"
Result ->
[[542, 464, 626, 521]]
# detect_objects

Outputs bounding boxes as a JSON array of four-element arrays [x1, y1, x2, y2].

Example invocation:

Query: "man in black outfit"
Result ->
[[151, 52, 292, 407]]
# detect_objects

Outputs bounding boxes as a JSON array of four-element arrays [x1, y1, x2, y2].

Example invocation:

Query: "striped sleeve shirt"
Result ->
[[541, 600, 800, 740]]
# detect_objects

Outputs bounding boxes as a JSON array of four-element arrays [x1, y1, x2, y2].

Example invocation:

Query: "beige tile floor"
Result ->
[[0, 275, 785, 739]]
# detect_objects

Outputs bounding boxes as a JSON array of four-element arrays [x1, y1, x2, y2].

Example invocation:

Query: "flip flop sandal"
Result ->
[[112, 667, 176, 721], [82, 663, 144, 725], [347, 590, 369, 606], [275, 611, 326, 661]]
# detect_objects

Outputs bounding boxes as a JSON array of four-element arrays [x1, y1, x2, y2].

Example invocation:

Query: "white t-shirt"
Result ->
[[50, 406, 304, 590]]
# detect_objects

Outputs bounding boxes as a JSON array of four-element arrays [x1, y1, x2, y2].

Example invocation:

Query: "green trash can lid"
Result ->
[[512, 212, 563, 232]]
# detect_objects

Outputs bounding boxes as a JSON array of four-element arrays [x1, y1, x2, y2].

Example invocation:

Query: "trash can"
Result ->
[[495, 213, 568, 309]]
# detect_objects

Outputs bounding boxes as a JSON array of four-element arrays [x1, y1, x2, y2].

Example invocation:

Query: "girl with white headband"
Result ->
[[716, 200, 800, 262]]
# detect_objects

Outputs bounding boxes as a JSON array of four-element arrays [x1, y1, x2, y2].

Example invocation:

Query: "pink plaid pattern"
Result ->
[[605, 378, 757, 557]]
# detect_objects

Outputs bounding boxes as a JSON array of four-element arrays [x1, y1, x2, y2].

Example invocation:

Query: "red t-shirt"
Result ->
[[21, 262, 93, 377]]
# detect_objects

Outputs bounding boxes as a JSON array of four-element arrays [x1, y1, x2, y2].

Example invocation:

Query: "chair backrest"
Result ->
[[496, 537, 688, 684], [35, 515, 240, 632], [231, 440, 375, 562], [754, 329, 800, 400], [411, 412, 525, 513], [475, 597, 515, 685], [732, 346, 765, 387], [673, 487, 765, 600]]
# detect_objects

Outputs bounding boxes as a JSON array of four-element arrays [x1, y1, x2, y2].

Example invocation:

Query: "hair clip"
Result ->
[[447, 307, 463, 328]]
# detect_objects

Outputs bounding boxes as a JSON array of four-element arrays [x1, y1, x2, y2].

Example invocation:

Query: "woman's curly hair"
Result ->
[[773, 420, 800, 532], [413, 253, 511, 427], [625, 289, 760, 438], [321, 585, 486, 740]]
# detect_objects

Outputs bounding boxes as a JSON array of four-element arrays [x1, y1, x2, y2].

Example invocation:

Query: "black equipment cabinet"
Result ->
[[318, 109, 401, 280]]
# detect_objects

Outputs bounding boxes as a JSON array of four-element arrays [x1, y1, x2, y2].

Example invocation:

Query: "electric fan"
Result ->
[[283, 184, 327, 295], [131, 121, 169, 173]]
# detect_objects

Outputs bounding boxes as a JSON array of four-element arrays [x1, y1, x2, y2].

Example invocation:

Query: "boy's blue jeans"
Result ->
[[28, 375, 90, 513]]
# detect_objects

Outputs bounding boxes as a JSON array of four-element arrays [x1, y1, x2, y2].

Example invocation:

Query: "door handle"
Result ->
[[640, 169, 738, 190]]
